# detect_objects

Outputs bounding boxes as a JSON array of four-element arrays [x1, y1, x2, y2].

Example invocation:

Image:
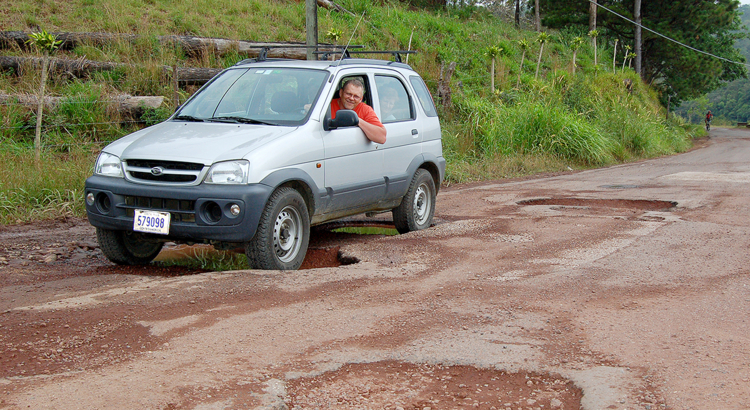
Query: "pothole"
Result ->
[[299, 246, 359, 269], [517, 197, 677, 211], [154, 220, 400, 271], [317, 219, 400, 235], [599, 184, 641, 189], [286, 360, 582, 409]]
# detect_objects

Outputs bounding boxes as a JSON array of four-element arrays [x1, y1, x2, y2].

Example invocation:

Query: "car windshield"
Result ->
[[175, 67, 329, 126]]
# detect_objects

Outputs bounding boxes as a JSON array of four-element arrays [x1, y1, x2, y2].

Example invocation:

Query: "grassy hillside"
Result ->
[[0, 0, 698, 224]]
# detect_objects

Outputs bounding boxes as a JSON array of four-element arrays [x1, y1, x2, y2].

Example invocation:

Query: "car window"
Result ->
[[375, 75, 414, 123], [409, 75, 438, 118], [176, 68, 328, 125]]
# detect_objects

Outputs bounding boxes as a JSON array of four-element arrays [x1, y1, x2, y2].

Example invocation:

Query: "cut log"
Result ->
[[0, 55, 123, 78], [0, 31, 335, 58], [0, 55, 221, 85], [0, 93, 164, 117]]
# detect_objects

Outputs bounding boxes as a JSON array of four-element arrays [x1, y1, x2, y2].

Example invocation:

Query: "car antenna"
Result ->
[[336, 11, 366, 66]]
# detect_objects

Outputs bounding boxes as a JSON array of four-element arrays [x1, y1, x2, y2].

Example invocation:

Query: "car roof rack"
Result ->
[[316, 49, 417, 63], [233, 45, 416, 65], [234, 44, 364, 65]]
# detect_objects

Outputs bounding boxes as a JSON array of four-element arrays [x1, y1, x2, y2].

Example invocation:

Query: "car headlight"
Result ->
[[94, 152, 123, 178], [205, 160, 250, 184]]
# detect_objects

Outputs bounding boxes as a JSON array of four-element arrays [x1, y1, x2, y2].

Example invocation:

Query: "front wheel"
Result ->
[[246, 187, 310, 270], [393, 168, 437, 234], [96, 228, 164, 265]]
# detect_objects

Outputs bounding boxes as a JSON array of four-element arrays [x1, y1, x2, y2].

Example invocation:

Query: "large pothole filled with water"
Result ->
[[154, 220, 400, 271], [518, 197, 677, 211], [286, 361, 582, 409]]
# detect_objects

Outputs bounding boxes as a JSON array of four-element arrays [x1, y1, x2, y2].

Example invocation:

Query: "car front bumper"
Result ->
[[84, 175, 274, 243]]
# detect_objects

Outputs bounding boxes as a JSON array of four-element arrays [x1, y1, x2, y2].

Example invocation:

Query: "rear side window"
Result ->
[[409, 75, 438, 118], [375, 75, 414, 123]]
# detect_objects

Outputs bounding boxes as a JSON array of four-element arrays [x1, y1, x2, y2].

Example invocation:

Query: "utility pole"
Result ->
[[634, 0, 642, 76], [306, 0, 318, 60]]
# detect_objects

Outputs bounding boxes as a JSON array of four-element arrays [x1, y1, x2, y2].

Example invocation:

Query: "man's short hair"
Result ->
[[342, 78, 365, 92]]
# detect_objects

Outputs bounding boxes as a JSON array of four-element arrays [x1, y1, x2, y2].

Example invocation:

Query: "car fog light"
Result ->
[[86, 192, 95, 206], [230, 204, 241, 216]]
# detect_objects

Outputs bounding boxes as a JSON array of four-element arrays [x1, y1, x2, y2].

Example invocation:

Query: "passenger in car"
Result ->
[[330, 79, 387, 144], [379, 86, 400, 122]]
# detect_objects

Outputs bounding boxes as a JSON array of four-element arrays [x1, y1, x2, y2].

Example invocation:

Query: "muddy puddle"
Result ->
[[286, 360, 582, 409], [154, 220, 400, 270]]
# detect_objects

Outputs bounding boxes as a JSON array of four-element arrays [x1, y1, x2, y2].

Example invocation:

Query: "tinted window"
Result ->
[[375, 75, 414, 123], [409, 75, 438, 118]]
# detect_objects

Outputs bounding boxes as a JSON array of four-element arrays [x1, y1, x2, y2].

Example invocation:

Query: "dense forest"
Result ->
[[674, 4, 750, 124]]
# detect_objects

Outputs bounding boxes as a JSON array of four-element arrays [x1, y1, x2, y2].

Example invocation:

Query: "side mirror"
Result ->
[[324, 109, 359, 131]]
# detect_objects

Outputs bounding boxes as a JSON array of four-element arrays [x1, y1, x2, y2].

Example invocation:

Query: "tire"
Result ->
[[393, 168, 437, 234], [96, 228, 164, 265], [246, 187, 310, 270]]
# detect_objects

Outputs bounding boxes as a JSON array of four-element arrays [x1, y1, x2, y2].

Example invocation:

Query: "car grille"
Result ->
[[125, 159, 205, 184], [122, 195, 196, 223]]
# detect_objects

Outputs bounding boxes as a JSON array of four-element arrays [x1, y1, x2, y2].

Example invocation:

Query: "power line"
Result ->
[[589, 0, 748, 67]]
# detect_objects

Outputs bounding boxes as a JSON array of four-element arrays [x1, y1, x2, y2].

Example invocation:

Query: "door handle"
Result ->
[[411, 129, 418, 135]]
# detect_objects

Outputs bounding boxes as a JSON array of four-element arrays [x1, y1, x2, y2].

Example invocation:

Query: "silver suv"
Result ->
[[84, 56, 445, 270]]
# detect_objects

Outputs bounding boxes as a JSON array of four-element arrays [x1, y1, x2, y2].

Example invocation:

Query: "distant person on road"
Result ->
[[705, 110, 713, 131], [331, 78, 387, 144]]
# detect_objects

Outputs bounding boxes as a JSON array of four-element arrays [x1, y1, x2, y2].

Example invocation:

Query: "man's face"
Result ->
[[340, 83, 364, 110]]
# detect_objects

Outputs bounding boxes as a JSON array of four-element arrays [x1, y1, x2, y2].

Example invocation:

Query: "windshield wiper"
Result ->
[[173, 115, 205, 122], [210, 116, 277, 125]]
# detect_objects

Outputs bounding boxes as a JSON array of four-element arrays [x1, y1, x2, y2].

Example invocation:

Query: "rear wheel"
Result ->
[[246, 187, 310, 270], [96, 228, 164, 265], [393, 168, 436, 234]]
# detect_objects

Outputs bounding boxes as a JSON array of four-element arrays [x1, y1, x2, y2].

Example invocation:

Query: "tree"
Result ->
[[622, 45, 632, 71], [485, 45, 504, 91], [517, 39, 530, 88], [589, 0, 597, 32], [26, 30, 62, 162], [535, 32, 550, 80], [535, 0, 541, 31], [539, 0, 747, 105], [612, 38, 618, 72], [588, 29, 599, 67], [572, 36, 586, 74]]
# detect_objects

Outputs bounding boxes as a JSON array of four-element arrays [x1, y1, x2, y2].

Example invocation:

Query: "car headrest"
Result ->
[[270, 91, 299, 113]]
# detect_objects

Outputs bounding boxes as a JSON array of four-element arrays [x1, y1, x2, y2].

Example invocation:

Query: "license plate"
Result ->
[[133, 209, 171, 235]]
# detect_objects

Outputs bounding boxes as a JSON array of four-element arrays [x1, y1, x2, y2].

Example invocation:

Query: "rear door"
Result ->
[[373, 71, 422, 202]]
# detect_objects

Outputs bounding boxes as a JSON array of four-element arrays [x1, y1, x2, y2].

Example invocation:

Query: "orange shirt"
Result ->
[[330, 99, 384, 128]]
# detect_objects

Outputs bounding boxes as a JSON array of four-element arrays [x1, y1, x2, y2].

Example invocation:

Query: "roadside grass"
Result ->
[[0, 149, 93, 224]]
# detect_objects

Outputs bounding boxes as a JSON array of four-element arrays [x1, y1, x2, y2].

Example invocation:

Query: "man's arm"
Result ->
[[355, 104, 387, 144], [358, 119, 387, 144]]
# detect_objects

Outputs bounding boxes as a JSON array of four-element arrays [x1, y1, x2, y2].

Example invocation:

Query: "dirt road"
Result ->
[[1, 128, 749, 410]]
